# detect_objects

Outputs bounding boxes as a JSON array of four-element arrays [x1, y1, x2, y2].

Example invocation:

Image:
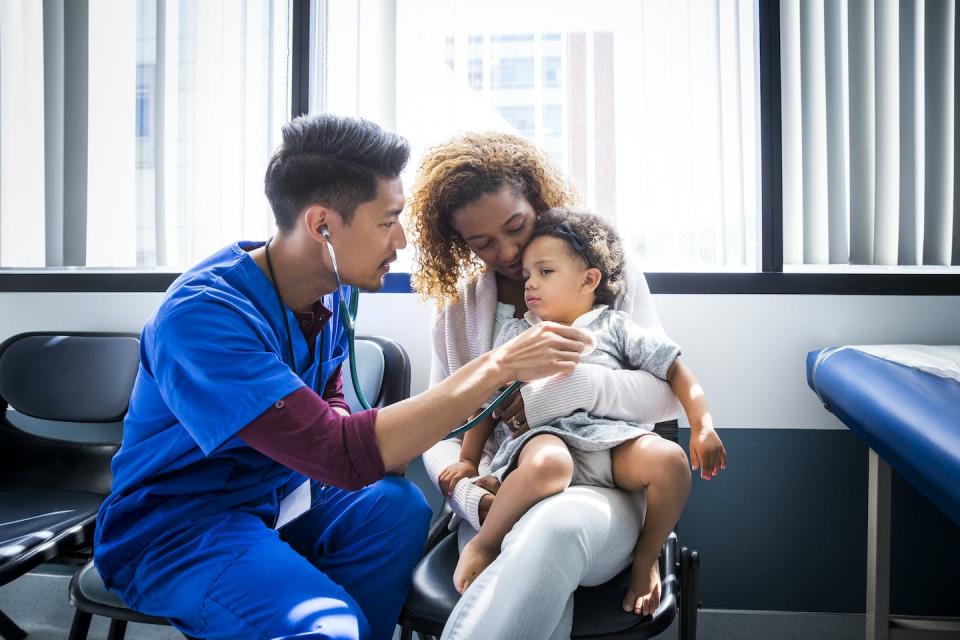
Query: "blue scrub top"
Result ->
[[94, 242, 352, 586]]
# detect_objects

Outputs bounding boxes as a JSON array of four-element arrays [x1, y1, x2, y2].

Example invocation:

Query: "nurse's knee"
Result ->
[[283, 596, 372, 640], [370, 476, 431, 535]]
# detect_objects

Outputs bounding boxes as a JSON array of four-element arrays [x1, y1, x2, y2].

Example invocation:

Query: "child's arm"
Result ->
[[666, 358, 727, 480], [438, 413, 496, 496], [460, 413, 496, 466]]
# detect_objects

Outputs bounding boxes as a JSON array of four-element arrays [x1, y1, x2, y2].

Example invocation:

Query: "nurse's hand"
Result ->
[[495, 322, 590, 382]]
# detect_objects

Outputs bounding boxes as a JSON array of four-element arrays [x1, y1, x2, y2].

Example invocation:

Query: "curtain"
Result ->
[[781, 0, 958, 267]]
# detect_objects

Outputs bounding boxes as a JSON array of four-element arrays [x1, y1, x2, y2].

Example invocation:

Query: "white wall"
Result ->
[[3, 291, 958, 429]]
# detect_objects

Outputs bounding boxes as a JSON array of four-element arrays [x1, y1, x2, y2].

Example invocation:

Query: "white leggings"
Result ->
[[442, 486, 646, 639]]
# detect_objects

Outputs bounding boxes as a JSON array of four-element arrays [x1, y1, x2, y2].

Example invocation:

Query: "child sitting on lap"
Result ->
[[441, 207, 727, 615]]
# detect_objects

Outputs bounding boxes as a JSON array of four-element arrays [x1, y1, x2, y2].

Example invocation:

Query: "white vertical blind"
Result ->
[[800, 0, 829, 264], [0, 0, 47, 267], [899, 0, 924, 265], [824, 0, 849, 264], [781, 0, 804, 265], [0, 0, 290, 269], [923, 0, 955, 265], [783, 0, 958, 268]]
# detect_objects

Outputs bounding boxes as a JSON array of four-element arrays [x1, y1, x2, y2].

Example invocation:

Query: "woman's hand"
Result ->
[[439, 460, 479, 496], [494, 322, 590, 382], [492, 389, 528, 438], [690, 426, 727, 480]]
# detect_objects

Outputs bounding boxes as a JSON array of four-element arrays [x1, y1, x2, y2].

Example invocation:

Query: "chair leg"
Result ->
[[0, 608, 26, 640], [398, 626, 413, 640], [68, 609, 93, 640], [679, 547, 700, 640], [106, 618, 128, 640]]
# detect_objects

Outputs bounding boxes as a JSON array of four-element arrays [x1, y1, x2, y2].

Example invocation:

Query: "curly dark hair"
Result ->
[[531, 207, 625, 306], [408, 132, 578, 302]]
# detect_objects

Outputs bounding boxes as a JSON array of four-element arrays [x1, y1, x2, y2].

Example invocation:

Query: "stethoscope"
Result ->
[[265, 232, 371, 410], [264, 233, 520, 436]]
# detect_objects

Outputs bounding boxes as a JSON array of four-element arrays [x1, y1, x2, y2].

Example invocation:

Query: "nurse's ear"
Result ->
[[303, 205, 341, 244]]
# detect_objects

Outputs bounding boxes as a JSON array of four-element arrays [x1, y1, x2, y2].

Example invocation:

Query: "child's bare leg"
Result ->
[[453, 434, 573, 593], [612, 436, 691, 615]]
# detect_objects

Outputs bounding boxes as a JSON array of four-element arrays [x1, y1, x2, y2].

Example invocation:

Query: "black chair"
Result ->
[[398, 420, 701, 640], [68, 334, 412, 640], [0, 332, 140, 640]]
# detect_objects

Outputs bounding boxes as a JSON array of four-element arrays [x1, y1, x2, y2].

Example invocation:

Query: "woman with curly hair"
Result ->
[[409, 132, 690, 640], [448, 207, 726, 615]]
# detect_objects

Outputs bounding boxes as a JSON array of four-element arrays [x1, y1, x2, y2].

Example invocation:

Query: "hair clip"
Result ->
[[554, 222, 590, 265]]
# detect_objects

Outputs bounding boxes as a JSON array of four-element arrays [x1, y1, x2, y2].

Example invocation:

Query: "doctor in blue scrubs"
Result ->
[[93, 114, 590, 640]]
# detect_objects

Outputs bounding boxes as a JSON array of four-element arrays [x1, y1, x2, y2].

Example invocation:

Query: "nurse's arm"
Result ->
[[373, 322, 587, 470]]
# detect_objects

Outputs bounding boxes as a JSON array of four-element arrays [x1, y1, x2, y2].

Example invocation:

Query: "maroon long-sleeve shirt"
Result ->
[[238, 301, 385, 490]]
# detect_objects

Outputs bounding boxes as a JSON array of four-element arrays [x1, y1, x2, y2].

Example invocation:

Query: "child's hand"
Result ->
[[492, 389, 528, 438], [690, 427, 727, 480], [439, 460, 479, 496]]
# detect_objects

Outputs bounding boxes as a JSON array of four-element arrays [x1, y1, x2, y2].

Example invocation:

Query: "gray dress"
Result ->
[[489, 306, 680, 480]]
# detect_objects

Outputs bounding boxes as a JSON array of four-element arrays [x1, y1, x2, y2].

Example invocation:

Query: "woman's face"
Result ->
[[451, 187, 538, 281]]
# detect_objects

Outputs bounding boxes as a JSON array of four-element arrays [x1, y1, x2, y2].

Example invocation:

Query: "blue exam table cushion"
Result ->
[[807, 346, 960, 527]]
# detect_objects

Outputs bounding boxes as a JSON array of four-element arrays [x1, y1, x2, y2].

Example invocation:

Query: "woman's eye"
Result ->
[[507, 225, 523, 235]]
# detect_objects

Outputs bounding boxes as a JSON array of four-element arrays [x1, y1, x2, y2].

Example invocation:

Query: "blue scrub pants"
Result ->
[[121, 477, 431, 640]]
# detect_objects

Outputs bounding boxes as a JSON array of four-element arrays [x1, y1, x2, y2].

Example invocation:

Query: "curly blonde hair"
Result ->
[[408, 132, 578, 303]]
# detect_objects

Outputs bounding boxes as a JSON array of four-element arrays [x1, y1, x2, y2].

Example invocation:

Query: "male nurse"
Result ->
[[94, 114, 589, 640]]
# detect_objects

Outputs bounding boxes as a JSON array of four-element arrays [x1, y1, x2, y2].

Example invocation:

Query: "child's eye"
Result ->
[[540, 268, 553, 276]]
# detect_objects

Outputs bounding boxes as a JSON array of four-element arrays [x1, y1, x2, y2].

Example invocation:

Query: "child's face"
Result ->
[[522, 235, 594, 322]]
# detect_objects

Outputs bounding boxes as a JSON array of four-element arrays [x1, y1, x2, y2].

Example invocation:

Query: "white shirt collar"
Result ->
[[523, 304, 608, 328]]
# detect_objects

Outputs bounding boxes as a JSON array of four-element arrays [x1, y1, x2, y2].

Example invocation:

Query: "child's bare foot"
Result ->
[[622, 560, 661, 615], [453, 539, 498, 594]]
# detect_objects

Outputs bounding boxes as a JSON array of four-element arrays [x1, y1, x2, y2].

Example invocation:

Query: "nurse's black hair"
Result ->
[[531, 207, 625, 306], [264, 114, 410, 231]]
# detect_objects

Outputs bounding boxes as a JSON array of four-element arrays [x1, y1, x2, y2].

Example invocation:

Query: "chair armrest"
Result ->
[[424, 502, 454, 552]]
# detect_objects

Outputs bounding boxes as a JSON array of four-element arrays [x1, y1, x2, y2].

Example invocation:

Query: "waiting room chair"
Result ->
[[0, 332, 140, 640], [68, 334, 412, 640], [398, 420, 701, 640]]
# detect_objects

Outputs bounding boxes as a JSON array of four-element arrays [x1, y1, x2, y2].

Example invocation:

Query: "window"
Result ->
[[0, 0, 291, 269], [328, 0, 759, 273], [491, 35, 535, 90], [496, 106, 535, 137], [468, 36, 484, 90]]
